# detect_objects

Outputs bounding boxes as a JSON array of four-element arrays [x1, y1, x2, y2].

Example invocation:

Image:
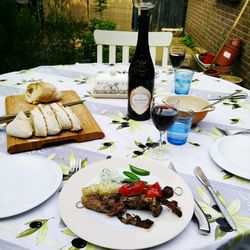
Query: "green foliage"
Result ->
[[89, 18, 117, 32], [181, 34, 195, 49], [94, 0, 108, 18], [42, 1, 84, 65], [0, 0, 118, 73]]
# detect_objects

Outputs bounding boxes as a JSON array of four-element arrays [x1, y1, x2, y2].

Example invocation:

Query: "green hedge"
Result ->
[[0, 1, 117, 74]]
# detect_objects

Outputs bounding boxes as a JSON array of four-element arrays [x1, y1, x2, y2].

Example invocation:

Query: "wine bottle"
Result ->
[[128, 9, 155, 121]]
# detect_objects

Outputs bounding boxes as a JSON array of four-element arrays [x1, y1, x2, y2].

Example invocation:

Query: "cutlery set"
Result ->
[[194, 166, 237, 231], [169, 162, 211, 234], [170, 163, 237, 234], [202, 90, 244, 110]]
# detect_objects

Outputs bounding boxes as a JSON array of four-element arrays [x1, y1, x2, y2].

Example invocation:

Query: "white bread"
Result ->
[[30, 107, 47, 137], [63, 106, 82, 131], [6, 111, 33, 138], [50, 103, 72, 130], [39, 104, 61, 135], [25, 81, 62, 104]]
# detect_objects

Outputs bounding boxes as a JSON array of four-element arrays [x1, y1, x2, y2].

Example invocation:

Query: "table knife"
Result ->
[[194, 166, 237, 231], [169, 162, 210, 234], [0, 99, 86, 124]]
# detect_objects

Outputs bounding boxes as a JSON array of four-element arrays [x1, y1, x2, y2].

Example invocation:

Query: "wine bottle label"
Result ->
[[130, 86, 151, 115]]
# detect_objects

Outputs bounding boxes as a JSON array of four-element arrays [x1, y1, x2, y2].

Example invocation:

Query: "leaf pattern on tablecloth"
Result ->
[[60, 228, 95, 250], [222, 170, 250, 184], [223, 98, 250, 110], [196, 185, 250, 243], [188, 142, 201, 147], [16, 218, 52, 244], [129, 137, 164, 158], [98, 142, 116, 151], [110, 111, 141, 133], [230, 118, 240, 124]]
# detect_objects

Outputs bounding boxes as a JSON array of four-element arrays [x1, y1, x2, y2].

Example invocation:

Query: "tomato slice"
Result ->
[[145, 182, 162, 198], [118, 181, 146, 196]]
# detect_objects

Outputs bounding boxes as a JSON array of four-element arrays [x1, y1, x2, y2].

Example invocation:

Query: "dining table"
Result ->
[[0, 62, 250, 250]]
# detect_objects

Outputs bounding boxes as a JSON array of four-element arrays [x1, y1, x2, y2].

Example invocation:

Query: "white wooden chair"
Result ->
[[93, 30, 173, 67]]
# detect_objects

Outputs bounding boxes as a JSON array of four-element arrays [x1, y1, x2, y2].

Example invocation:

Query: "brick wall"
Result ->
[[185, 0, 250, 88]]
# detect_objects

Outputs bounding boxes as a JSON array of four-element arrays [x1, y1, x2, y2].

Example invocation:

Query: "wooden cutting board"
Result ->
[[5, 90, 105, 154]]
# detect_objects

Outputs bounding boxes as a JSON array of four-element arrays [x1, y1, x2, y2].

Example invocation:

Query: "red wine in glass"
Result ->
[[169, 46, 186, 69], [150, 96, 179, 160], [151, 105, 178, 131]]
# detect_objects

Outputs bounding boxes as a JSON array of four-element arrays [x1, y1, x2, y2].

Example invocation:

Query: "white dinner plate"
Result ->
[[59, 158, 194, 250], [0, 155, 62, 218], [210, 135, 250, 179]]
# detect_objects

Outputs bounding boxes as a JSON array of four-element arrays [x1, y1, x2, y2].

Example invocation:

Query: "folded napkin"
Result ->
[[93, 71, 128, 95]]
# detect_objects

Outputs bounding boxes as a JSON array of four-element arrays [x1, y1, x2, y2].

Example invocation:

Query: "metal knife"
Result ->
[[169, 162, 210, 234], [0, 99, 86, 124], [194, 166, 237, 231]]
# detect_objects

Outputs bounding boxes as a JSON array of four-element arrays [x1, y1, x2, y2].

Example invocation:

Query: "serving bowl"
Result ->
[[165, 95, 214, 125]]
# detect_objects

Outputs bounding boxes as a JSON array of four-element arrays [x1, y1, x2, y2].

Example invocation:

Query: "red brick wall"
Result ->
[[185, 0, 250, 88]]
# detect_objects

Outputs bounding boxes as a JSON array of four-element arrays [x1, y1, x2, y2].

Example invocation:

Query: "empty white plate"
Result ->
[[0, 155, 62, 218], [210, 135, 250, 179]]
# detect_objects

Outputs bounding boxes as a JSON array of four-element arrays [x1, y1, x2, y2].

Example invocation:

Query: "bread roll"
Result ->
[[50, 103, 72, 130], [6, 111, 33, 138], [30, 107, 47, 137], [39, 104, 61, 135], [25, 81, 62, 104], [63, 106, 82, 131]]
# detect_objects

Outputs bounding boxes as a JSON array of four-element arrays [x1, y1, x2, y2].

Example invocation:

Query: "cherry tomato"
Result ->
[[145, 182, 162, 198], [118, 181, 146, 196]]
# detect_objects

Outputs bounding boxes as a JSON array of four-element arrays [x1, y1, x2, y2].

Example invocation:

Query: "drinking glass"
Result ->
[[150, 95, 179, 160], [133, 0, 157, 9], [169, 46, 186, 70]]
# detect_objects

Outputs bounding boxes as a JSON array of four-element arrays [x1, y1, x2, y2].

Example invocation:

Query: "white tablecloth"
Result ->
[[0, 63, 250, 250]]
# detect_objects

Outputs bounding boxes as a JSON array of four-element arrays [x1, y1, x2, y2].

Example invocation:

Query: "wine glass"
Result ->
[[150, 95, 179, 160], [169, 46, 186, 70]]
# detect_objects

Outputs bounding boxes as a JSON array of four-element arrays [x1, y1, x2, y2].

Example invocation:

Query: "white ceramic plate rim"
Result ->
[[0, 155, 62, 218], [210, 135, 250, 179], [59, 158, 194, 250]]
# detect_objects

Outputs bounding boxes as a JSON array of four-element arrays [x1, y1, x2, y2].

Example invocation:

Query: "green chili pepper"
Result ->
[[129, 164, 150, 176]]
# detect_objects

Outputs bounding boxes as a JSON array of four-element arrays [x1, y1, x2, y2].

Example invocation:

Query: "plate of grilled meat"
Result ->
[[59, 158, 194, 249]]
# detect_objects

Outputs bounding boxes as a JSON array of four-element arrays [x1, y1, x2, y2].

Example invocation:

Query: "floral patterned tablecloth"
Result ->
[[0, 63, 250, 250]]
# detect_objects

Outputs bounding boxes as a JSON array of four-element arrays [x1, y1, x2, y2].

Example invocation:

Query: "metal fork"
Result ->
[[68, 158, 81, 177]]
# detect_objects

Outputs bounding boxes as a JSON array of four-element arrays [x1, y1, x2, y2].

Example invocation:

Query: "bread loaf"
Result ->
[[6, 111, 33, 138], [50, 103, 72, 130], [30, 107, 47, 137], [38, 104, 61, 135], [25, 81, 62, 104]]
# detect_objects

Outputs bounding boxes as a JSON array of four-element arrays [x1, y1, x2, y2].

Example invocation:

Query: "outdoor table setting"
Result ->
[[0, 62, 250, 250]]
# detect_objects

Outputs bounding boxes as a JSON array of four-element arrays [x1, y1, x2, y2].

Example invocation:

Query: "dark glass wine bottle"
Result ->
[[128, 9, 155, 121]]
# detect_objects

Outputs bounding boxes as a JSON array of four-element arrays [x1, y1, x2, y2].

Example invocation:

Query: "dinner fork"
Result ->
[[68, 158, 81, 177]]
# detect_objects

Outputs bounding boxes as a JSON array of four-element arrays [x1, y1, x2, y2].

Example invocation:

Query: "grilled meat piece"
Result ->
[[123, 195, 162, 217], [118, 213, 154, 229], [160, 197, 182, 217], [81, 194, 126, 216]]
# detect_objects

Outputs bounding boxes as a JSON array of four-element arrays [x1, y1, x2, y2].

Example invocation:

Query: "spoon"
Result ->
[[202, 90, 242, 110], [208, 92, 248, 101]]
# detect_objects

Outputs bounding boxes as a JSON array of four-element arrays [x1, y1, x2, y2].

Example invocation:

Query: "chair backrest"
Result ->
[[93, 30, 173, 67]]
